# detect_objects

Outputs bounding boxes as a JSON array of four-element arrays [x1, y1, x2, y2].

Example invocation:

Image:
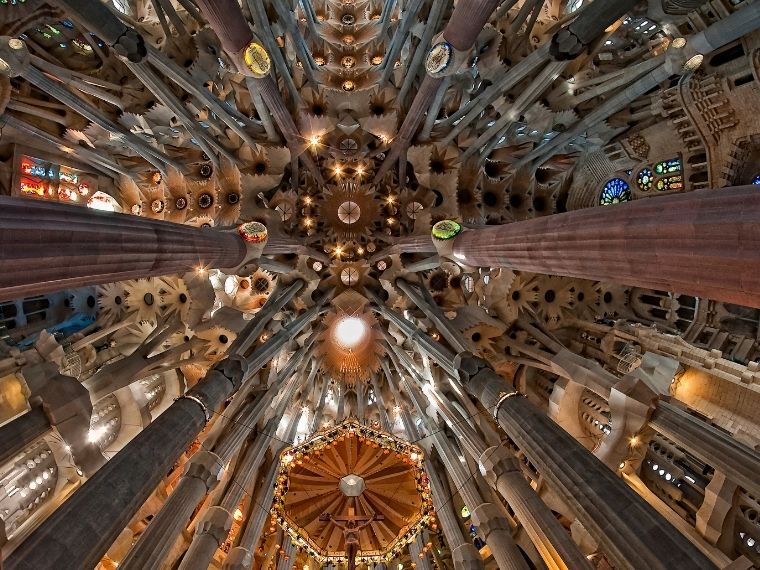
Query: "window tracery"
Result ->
[[654, 158, 683, 176], [656, 175, 684, 192], [600, 179, 632, 205], [636, 168, 654, 192]]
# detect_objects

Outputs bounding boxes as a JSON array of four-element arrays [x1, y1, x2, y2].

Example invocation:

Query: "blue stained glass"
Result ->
[[752, 174, 760, 185], [600, 178, 632, 205]]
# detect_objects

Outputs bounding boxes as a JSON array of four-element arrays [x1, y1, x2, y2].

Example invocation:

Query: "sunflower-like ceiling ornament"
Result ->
[[271, 419, 435, 568], [318, 181, 379, 242]]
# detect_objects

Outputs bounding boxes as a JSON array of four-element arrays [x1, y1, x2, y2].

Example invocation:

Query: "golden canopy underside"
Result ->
[[282, 429, 424, 557]]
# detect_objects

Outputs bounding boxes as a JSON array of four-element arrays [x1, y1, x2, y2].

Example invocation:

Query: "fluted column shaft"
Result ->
[[5, 300, 320, 570], [121, 450, 224, 570], [276, 540, 296, 570], [449, 186, 760, 308], [650, 400, 760, 497], [442, 0, 502, 50], [310, 375, 331, 433], [466, 364, 716, 570], [370, 375, 392, 432], [126, 344, 308, 570], [380, 304, 716, 570], [425, 460, 475, 561], [479, 447, 593, 570], [423, 382, 590, 570], [234, 461, 279, 557], [392, 351, 527, 570], [194, 0, 252, 53], [410, 535, 433, 570], [0, 197, 246, 302], [430, 433, 529, 570], [178, 505, 233, 570]]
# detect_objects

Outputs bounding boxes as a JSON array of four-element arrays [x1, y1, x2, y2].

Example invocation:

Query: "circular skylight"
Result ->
[[337, 201, 361, 225], [334, 316, 367, 348]]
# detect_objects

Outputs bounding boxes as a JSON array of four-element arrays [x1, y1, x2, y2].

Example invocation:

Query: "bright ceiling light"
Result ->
[[334, 317, 367, 348]]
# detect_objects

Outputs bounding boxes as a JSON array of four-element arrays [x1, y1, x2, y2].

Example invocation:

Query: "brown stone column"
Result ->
[[0, 197, 246, 302], [442, 0, 502, 51], [194, 0, 252, 53], [447, 186, 760, 308], [375, 0, 501, 181]]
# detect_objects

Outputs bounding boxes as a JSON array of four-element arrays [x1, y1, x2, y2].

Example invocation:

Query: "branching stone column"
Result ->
[[5, 300, 323, 570], [0, 197, 255, 302], [415, 369, 591, 570], [427, 463, 483, 570], [549, 0, 639, 60], [410, 535, 433, 570], [194, 0, 323, 182], [120, 449, 226, 570], [177, 373, 308, 570], [377, 302, 717, 570], [224, 461, 280, 569], [478, 446, 593, 570], [432, 185, 760, 308], [387, 346, 528, 570], [122, 340, 314, 570], [370, 375, 392, 432], [374, 0, 502, 181], [458, 353, 717, 570]]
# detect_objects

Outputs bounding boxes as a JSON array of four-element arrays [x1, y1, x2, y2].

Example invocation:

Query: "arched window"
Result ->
[[600, 179, 632, 205], [636, 168, 653, 191], [656, 175, 684, 192], [654, 158, 682, 175]]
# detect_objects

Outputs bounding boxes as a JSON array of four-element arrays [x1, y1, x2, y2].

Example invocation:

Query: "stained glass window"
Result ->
[[752, 174, 760, 185], [636, 168, 653, 191], [17, 155, 96, 203], [600, 179, 632, 205], [654, 158, 682, 175], [656, 175, 684, 192]]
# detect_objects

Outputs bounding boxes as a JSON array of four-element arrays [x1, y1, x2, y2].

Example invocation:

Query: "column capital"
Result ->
[[184, 450, 224, 490], [470, 503, 511, 537], [196, 506, 233, 545], [452, 543, 483, 570], [453, 352, 490, 383], [478, 446, 521, 487], [207, 355, 249, 392], [223, 547, 253, 570]]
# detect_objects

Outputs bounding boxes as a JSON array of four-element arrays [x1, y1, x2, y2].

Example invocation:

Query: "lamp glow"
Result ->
[[334, 317, 367, 348]]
